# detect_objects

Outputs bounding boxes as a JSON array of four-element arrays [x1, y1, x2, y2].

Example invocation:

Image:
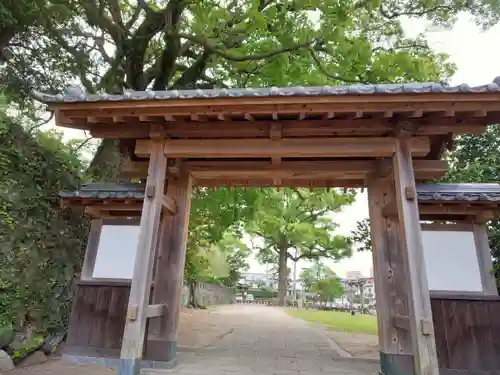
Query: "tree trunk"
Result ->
[[277, 247, 288, 306], [188, 280, 198, 308]]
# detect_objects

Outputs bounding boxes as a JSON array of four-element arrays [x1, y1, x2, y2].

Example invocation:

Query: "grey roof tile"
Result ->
[[59, 183, 500, 202], [416, 183, 500, 202], [34, 77, 500, 103]]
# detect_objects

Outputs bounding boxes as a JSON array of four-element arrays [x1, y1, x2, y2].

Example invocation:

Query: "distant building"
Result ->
[[345, 270, 364, 280], [239, 272, 278, 289]]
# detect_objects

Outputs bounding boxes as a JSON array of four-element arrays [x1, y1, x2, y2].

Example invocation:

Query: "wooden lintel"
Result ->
[[120, 159, 448, 181], [393, 314, 411, 331], [88, 118, 488, 139], [146, 304, 166, 318], [135, 137, 430, 158], [162, 195, 177, 215]]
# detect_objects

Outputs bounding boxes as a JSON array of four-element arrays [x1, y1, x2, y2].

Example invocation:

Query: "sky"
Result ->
[[51, 13, 500, 279]]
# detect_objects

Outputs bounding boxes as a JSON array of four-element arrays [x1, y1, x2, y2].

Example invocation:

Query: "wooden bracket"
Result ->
[[420, 319, 433, 336], [146, 304, 166, 318], [127, 305, 139, 321], [405, 185, 416, 201], [145, 185, 156, 198]]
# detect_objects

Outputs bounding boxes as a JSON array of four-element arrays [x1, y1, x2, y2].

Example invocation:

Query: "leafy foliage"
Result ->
[[0, 111, 88, 333], [299, 261, 331, 292], [247, 188, 354, 305], [311, 276, 344, 302], [350, 218, 372, 253]]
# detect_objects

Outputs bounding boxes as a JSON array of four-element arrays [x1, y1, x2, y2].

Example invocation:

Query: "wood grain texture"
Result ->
[[367, 177, 411, 356], [66, 284, 129, 352], [120, 141, 167, 366], [431, 297, 500, 372], [134, 137, 430, 158], [393, 137, 439, 375]]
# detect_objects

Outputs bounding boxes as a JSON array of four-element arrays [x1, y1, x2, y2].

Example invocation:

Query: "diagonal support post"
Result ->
[[118, 141, 167, 375], [393, 137, 439, 375]]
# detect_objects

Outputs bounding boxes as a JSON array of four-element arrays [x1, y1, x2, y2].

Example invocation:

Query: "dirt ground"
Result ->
[[176, 307, 237, 348], [323, 330, 379, 359]]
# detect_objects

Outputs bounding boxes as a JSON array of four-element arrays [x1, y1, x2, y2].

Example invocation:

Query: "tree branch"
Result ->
[[177, 33, 318, 62], [309, 49, 371, 84]]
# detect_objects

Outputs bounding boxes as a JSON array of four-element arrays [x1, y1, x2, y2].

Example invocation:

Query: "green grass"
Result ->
[[286, 308, 378, 335]]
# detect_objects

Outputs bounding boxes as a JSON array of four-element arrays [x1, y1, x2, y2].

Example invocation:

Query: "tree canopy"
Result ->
[[247, 188, 354, 305], [8, 0, 500, 104]]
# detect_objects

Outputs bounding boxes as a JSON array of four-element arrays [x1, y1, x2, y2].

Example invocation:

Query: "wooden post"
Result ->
[[367, 177, 413, 375], [118, 141, 167, 375], [473, 222, 498, 295], [80, 218, 102, 280], [147, 171, 193, 363], [393, 137, 439, 375]]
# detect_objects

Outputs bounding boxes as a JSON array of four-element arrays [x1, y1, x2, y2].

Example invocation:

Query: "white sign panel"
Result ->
[[422, 230, 482, 292], [93, 224, 140, 279]]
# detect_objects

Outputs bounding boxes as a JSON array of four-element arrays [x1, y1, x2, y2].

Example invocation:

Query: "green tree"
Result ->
[[311, 275, 344, 302], [184, 187, 258, 306], [0, 110, 88, 333], [299, 261, 332, 292], [247, 188, 354, 305]]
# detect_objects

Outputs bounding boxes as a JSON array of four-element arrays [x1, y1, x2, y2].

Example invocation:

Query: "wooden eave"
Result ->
[[50, 93, 500, 139], [61, 193, 500, 221]]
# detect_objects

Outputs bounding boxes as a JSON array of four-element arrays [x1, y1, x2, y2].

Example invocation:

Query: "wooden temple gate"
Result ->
[[36, 80, 500, 375]]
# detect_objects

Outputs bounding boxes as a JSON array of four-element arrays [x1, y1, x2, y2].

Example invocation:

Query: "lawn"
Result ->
[[286, 308, 378, 335]]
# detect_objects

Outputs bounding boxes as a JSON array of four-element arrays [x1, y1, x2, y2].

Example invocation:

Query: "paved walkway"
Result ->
[[10, 305, 380, 375], [152, 305, 380, 375]]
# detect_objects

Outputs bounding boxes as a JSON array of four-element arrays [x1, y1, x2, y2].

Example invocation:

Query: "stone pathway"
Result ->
[[150, 305, 380, 375], [8, 304, 380, 375]]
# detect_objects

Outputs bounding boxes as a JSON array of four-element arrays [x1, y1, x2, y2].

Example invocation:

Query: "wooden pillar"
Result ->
[[367, 176, 413, 375], [118, 141, 167, 375], [147, 171, 193, 363], [393, 137, 439, 375], [80, 218, 102, 280], [473, 222, 498, 295]]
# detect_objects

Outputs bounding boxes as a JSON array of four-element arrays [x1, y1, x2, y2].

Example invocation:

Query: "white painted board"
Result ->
[[422, 230, 482, 292], [93, 225, 140, 279]]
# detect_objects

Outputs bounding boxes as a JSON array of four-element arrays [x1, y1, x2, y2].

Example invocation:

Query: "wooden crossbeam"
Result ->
[[135, 137, 430, 158], [145, 304, 166, 318], [89, 119, 487, 139], [120, 159, 447, 182]]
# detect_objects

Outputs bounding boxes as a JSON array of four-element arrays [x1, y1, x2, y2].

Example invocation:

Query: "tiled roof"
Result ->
[[59, 183, 145, 199], [35, 77, 500, 103], [416, 183, 500, 202], [60, 183, 500, 202]]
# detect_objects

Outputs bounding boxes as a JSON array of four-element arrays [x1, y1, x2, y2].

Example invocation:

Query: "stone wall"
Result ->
[[181, 283, 234, 307]]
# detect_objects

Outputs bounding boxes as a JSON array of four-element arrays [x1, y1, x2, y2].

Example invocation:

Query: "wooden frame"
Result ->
[[48, 84, 500, 375], [80, 218, 140, 283]]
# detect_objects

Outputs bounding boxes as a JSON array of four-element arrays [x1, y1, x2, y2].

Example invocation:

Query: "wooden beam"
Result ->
[[89, 119, 487, 139], [148, 172, 193, 363], [145, 304, 166, 318], [135, 137, 430, 158], [393, 137, 439, 375], [120, 159, 448, 181], [119, 141, 167, 375], [80, 218, 103, 280], [473, 223, 498, 295], [367, 176, 412, 364]]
